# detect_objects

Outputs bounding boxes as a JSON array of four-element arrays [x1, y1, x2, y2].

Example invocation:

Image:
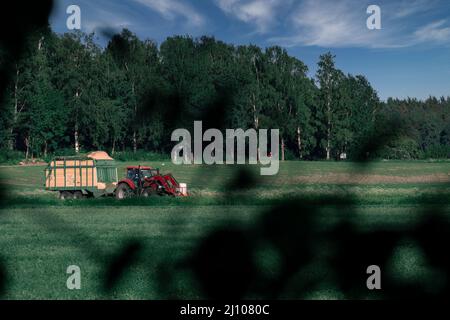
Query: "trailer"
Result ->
[[45, 151, 118, 199]]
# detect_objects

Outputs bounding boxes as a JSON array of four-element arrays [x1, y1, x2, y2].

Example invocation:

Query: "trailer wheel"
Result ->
[[116, 183, 132, 200], [73, 191, 83, 199], [60, 191, 73, 200]]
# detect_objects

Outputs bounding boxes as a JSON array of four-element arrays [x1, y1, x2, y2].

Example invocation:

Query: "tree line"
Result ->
[[0, 26, 449, 161]]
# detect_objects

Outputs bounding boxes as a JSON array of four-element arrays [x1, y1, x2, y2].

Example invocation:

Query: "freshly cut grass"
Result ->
[[1, 160, 450, 193], [0, 161, 449, 208]]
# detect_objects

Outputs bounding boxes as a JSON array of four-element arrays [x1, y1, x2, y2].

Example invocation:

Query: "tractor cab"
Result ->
[[125, 166, 163, 191], [126, 166, 159, 183]]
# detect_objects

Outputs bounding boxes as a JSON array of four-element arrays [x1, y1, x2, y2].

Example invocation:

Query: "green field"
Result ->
[[0, 161, 449, 299]]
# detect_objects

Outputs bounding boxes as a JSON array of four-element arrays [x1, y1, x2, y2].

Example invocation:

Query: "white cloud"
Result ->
[[133, 0, 205, 27], [414, 20, 450, 43], [70, 0, 450, 49], [390, 0, 438, 19], [271, 0, 394, 48], [215, 0, 286, 33], [268, 0, 448, 49]]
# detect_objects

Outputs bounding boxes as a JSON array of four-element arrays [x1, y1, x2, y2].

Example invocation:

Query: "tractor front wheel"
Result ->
[[115, 183, 132, 200], [142, 187, 155, 198]]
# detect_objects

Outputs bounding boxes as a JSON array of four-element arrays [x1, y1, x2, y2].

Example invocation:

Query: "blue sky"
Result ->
[[50, 0, 450, 101]]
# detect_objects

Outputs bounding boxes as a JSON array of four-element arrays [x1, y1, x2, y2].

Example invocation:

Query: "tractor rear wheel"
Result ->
[[116, 183, 132, 200], [60, 191, 73, 200], [73, 191, 83, 199]]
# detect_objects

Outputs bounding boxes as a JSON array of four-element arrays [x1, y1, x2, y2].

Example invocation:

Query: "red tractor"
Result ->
[[115, 166, 188, 199]]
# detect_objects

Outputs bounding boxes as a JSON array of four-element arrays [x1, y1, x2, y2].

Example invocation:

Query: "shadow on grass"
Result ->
[[166, 122, 450, 299], [0, 0, 54, 298], [0, 0, 450, 300]]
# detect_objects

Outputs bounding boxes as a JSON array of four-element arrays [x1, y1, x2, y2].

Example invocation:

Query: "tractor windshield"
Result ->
[[126, 168, 160, 181], [140, 169, 153, 178]]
